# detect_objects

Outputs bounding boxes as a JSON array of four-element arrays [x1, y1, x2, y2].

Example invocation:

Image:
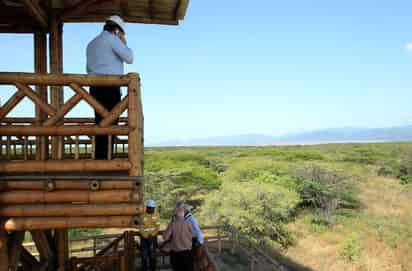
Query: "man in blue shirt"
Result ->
[[179, 204, 204, 246], [86, 15, 134, 159]]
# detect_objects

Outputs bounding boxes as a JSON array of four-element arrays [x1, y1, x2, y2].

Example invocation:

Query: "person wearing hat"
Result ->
[[86, 15, 134, 159], [139, 200, 161, 271], [163, 207, 194, 271]]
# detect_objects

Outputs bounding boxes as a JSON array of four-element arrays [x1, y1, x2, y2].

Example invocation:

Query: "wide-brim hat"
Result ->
[[106, 15, 125, 33]]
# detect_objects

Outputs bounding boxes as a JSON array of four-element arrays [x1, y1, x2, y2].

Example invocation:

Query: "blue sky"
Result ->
[[1, 0, 412, 142]]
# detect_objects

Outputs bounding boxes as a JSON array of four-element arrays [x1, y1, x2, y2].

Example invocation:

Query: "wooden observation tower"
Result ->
[[0, 1, 189, 270]]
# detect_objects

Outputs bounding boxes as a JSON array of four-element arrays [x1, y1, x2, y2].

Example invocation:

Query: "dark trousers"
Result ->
[[89, 86, 121, 160], [170, 250, 193, 271], [140, 237, 157, 271]]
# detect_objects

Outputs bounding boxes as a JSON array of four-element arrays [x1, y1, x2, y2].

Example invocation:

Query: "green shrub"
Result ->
[[377, 164, 398, 177], [145, 168, 221, 219], [295, 165, 359, 224], [397, 155, 412, 185], [340, 233, 362, 262], [201, 181, 300, 248], [400, 175, 412, 185]]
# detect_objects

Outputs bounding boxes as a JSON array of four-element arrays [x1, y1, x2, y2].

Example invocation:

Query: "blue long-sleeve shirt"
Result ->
[[86, 31, 133, 75], [185, 213, 204, 245]]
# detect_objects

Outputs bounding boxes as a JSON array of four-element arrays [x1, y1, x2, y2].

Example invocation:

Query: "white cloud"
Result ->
[[405, 42, 412, 52]]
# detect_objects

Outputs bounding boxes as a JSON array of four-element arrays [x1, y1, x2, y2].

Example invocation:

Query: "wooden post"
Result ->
[[128, 73, 144, 201], [49, 16, 64, 160], [217, 228, 222, 255], [230, 229, 236, 255], [120, 255, 127, 271], [75, 136, 80, 160], [34, 31, 48, 160], [6, 136, 10, 160], [8, 231, 25, 271], [49, 15, 68, 271], [123, 231, 135, 271], [55, 229, 68, 271], [0, 227, 8, 271]]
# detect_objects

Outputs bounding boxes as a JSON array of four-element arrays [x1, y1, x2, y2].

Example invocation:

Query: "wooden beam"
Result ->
[[64, 16, 179, 25], [174, 0, 182, 20], [0, 204, 143, 217], [43, 93, 82, 127], [149, 0, 154, 19], [69, 83, 110, 118], [5, 216, 139, 231], [0, 160, 131, 173], [59, 0, 112, 18], [0, 72, 132, 86], [99, 95, 129, 127], [0, 190, 140, 204], [0, 125, 130, 136], [119, 0, 128, 16], [2, 117, 128, 124], [22, 0, 48, 29], [0, 25, 38, 33], [0, 90, 25, 120], [176, 0, 189, 20], [3, 180, 140, 190], [15, 83, 57, 117]]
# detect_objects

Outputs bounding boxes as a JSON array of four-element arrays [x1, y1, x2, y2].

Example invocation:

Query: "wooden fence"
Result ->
[[21, 226, 287, 271]]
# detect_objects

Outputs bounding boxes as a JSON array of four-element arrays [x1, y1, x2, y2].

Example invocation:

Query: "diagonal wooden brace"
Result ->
[[15, 83, 56, 117], [20, 245, 40, 270], [30, 230, 53, 262], [21, 0, 48, 29], [43, 93, 82, 127], [69, 83, 110, 118], [99, 95, 129, 127], [0, 89, 25, 120]]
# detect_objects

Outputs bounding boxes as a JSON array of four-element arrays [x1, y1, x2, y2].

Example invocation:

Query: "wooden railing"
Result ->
[[20, 225, 288, 271], [0, 72, 143, 172]]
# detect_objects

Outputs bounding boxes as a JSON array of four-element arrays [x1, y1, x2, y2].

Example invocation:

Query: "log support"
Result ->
[[8, 231, 25, 271], [0, 227, 8, 271], [34, 32, 48, 160], [49, 16, 68, 271], [31, 230, 54, 263]]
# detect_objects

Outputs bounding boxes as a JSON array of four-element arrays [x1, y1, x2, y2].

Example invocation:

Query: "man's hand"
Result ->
[[119, 32, 127, 45]]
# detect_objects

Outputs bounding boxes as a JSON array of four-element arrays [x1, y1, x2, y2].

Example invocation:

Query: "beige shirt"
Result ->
[[163, 217, 193, 252]]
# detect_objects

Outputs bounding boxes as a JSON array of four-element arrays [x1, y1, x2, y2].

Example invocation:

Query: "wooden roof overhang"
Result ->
[[0, 0, 190, 34]]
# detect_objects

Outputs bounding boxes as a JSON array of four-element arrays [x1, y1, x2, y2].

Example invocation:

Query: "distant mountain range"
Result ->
[[147, 125, 412, 147]]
